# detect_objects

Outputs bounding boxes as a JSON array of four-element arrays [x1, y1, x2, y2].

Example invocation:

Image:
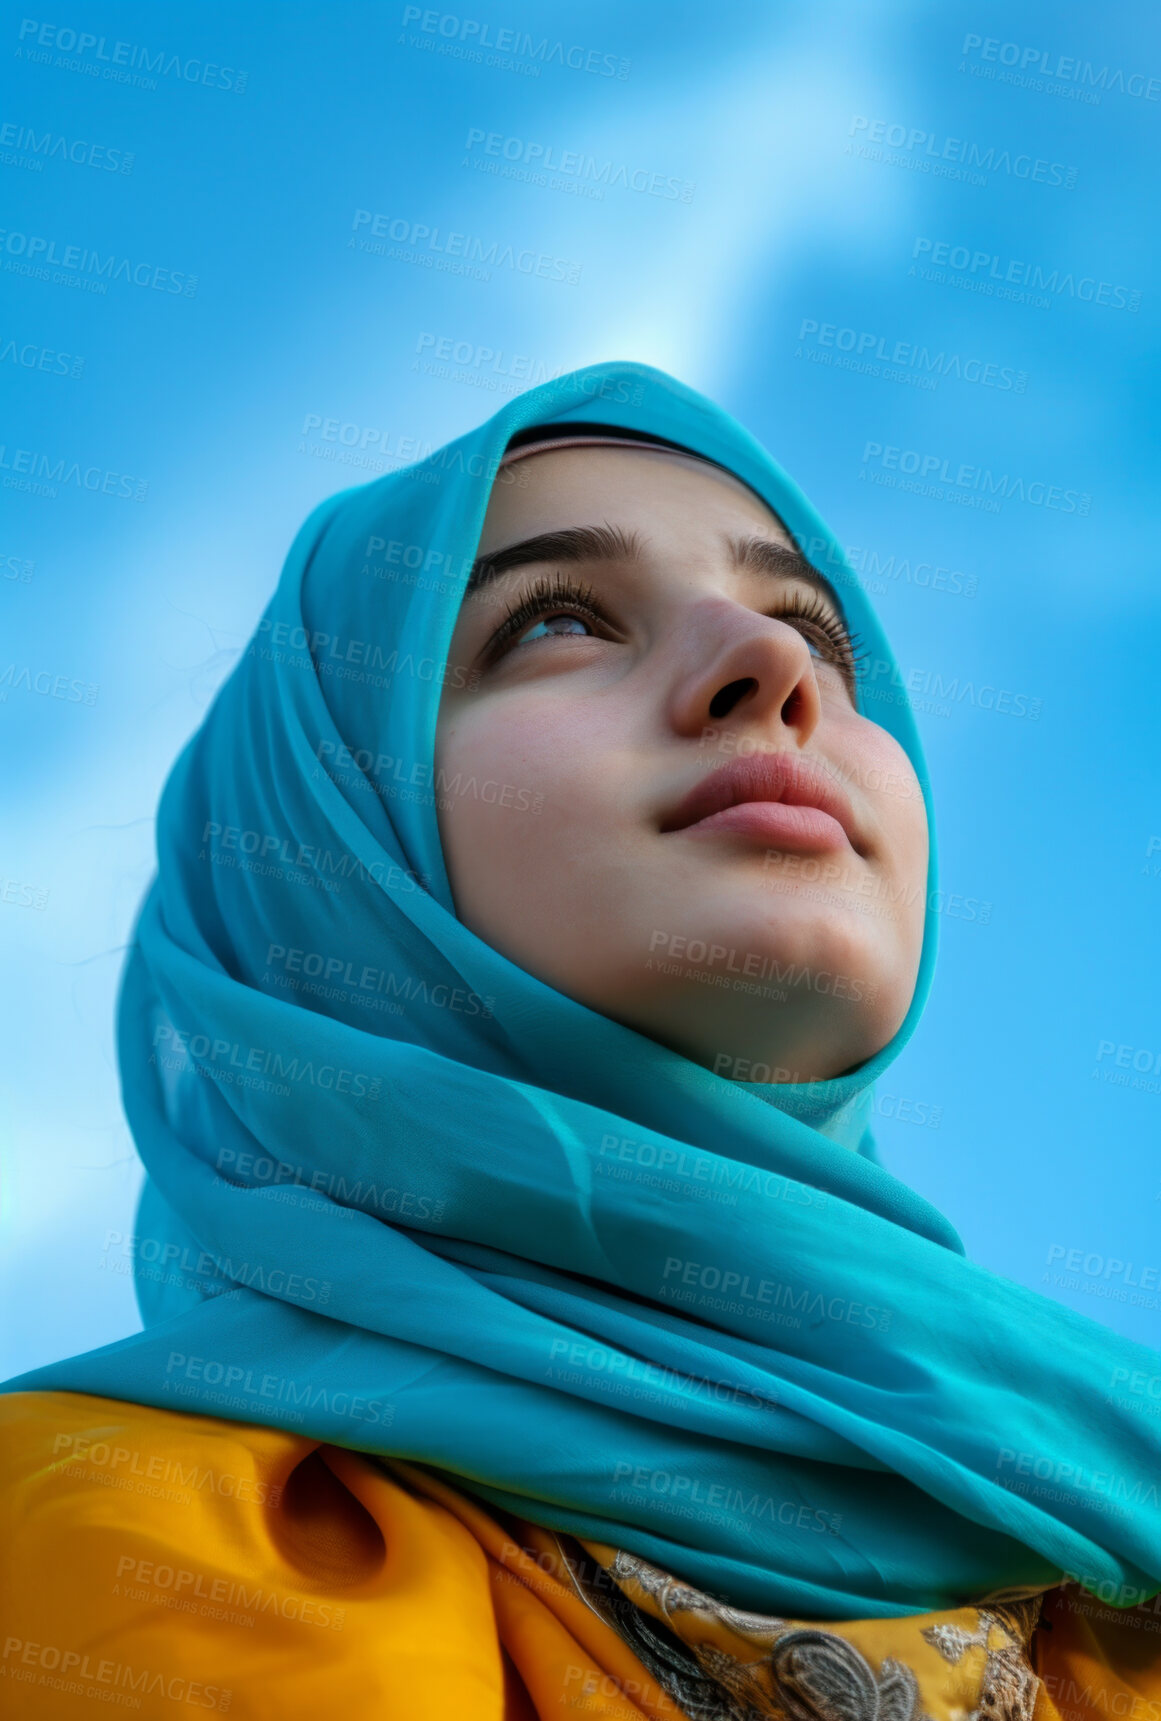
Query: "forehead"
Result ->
[[476, 444, 794, 558]]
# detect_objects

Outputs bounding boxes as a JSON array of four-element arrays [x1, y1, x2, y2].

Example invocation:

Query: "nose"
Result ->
[[664, 597, 824, 746]]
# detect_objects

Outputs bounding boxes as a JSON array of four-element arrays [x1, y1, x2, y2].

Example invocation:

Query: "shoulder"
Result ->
[[0, 1390, 507, 1717], [0, 1385, 303, 1504]]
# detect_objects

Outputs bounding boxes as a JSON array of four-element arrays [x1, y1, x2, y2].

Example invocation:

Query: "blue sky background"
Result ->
[[3, 0, 1159, 1377]]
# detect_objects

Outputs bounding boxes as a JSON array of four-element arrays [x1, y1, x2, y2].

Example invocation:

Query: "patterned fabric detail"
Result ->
[[555, 1536, 1046, 1721], [921, 1599, 1043, 1721], [548, 1537, 729, 1719]]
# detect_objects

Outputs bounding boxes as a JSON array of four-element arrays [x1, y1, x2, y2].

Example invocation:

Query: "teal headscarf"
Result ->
[[8, 363, 1160, 1620]]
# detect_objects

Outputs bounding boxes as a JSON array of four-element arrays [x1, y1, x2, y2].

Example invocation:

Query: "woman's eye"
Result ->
[[783, 619, 828, 661], [516, 611, 594, 646], [776, 608, 850, 673]]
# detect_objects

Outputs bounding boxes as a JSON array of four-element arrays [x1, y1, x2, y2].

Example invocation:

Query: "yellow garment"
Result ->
[[1, 1391, 1158, 1721]]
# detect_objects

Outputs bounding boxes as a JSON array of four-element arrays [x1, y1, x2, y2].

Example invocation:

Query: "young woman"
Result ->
[[2, 364, 1158, 1719]]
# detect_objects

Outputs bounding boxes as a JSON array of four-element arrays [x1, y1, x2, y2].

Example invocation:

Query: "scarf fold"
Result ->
[[7, 362, 1160, 1619]]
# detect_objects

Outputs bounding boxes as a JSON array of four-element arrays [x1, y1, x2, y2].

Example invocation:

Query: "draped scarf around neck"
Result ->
[[8, 362, 1160, 1620]]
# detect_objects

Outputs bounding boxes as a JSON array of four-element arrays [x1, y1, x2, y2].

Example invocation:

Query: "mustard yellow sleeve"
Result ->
[[1035, 1583, 1161, 1721], [0, 1389, 508, 1718], [0, 1391, 672, 1720]]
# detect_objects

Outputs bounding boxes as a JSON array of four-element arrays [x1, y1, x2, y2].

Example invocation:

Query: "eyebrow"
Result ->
[[465, 524, 849, 621], [466, 524, 639, 594]]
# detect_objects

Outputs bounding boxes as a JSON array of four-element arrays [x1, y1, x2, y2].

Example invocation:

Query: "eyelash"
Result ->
[[485, 572, 867, 688], [484, 575, 611, 661]]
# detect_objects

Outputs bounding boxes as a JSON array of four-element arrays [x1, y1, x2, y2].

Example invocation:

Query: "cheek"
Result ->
[[440, 697, 586, 820], [839, 716, 928, 849], [833, 714, 929, 918], [853, 728, 930, 962], [871, 756, 929, 876], [434, 697, 619, 907]]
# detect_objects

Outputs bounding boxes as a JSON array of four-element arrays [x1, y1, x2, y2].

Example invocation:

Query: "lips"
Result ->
[[660, 753, 860, 853]]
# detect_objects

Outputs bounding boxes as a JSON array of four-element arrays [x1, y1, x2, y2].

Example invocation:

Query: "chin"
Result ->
[[603, 899, 915, 1076], [737, 893, 897, 985]]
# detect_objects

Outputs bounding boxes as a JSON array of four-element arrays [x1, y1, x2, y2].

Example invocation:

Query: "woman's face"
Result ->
[[435, 445, 928, 1083]]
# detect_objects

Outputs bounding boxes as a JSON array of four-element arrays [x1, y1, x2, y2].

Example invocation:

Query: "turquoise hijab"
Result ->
[[8, 363, 1160, 1619]]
